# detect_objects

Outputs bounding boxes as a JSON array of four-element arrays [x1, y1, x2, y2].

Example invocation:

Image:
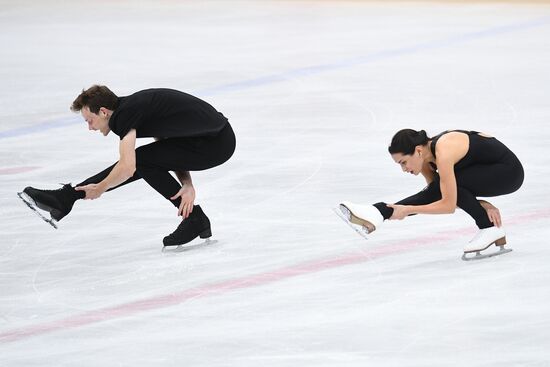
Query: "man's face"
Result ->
[[82, 106, 110, 136]]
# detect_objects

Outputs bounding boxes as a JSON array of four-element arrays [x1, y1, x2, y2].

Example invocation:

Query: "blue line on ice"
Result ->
[[1, 15, 548, 140]]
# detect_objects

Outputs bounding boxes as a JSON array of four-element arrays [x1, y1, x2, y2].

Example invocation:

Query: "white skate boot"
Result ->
[[335, 201, 384, 239], [462, 226, 512, 261]]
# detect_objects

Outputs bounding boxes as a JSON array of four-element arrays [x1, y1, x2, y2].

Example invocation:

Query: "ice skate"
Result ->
[[335, 201, 384, 239], [162, 205, 213, 251], [17, 184, 79, 229], [462, 226, 512, 261]]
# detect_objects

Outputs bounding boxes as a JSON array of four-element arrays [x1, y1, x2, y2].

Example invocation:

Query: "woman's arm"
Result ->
[[479, 200, 502, 227], [408, 156, 457, 215], [389, 132, 469, 219]]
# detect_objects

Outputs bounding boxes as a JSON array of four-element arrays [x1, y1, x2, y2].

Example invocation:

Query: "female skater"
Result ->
[[339, 129, 524, 258]]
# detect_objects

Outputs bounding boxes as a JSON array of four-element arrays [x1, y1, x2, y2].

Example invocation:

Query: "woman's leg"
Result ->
[[373, 178, 442, 220], [375, 153, 524, 228], [373, 177, 498, 228], [455, 159, 524, 198]]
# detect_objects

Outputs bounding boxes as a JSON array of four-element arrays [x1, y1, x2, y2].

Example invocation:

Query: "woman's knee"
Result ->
[[511, 160, 525, 193]]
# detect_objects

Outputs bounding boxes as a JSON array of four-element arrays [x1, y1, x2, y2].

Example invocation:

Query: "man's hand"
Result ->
[[75, 184, 106, 200], [170, 185, 196, 218], [387, 204, 410, 220]]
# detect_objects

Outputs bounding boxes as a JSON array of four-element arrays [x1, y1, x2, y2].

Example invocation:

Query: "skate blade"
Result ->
[[17, 192, 58, 229], [162, 238, 218, 253], [461, 246, 512, 261], [333, 207, 369, 240], [339, 204, 376, 232]]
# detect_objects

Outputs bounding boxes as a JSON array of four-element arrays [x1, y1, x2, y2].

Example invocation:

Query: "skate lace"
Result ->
[[41, 183, 70, 193]]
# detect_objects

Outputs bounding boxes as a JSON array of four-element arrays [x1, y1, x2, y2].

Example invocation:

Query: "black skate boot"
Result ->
[[163, 205, 212, 247], [18, 184, 80, 228]]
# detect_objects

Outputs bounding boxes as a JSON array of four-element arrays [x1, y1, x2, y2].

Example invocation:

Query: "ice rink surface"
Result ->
[[1, 0, 550, 365]]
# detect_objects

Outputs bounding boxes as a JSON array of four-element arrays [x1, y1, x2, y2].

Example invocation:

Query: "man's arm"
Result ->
[[76, 129, 137, 199], [170, 170, 196, 218], [175, 171, 192, 186]]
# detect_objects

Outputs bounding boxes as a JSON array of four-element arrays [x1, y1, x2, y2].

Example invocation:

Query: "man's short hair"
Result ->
[[71, 85, 118, 114]]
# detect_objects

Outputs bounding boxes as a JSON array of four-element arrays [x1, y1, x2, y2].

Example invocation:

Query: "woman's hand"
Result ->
[[170, 184, 196, 218], [479, 200, 502, 227], [387, 204, 411, 220]]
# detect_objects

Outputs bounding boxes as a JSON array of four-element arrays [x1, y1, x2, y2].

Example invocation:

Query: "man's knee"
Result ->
[[134, 145, 160, 175], [134, 144, 156, 166]]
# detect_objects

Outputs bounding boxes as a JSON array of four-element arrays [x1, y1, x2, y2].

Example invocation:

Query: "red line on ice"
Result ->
[[1, 209, 548, 343], [0, 166, 40, 175]]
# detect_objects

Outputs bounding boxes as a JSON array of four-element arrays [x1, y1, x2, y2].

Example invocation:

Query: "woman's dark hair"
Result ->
[[388, 129, 430, 155], [71, 85, 118, 114]]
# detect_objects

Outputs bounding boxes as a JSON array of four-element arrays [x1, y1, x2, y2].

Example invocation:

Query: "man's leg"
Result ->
[[20, 123, 235, 233], [76, 123, 236, 204], [132, 124, 236, 246], [75, 163, 142, 195], [20, 163, 144, 223], [133, 123, 236, 209]]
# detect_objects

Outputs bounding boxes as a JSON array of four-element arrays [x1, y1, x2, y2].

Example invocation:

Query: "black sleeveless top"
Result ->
[[429, 130, 509, 172]]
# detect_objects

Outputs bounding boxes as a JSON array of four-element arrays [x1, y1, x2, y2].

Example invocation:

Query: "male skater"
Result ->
[[19, 85, 236, 247]]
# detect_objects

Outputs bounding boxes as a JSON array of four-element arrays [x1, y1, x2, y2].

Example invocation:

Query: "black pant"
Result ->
[[77, 123, 236, 208], [374, 142, 524, 229]]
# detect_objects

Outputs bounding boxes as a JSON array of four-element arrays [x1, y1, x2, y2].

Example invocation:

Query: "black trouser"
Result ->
[[374, 147, 524, 229], [76, 123, 236, 209]]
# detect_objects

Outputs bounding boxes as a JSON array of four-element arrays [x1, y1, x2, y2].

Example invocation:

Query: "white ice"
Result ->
[[1, 1, 550, 366]]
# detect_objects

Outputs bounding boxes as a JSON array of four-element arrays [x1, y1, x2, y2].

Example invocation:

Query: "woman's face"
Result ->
[[391, 148, 424, 175]]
